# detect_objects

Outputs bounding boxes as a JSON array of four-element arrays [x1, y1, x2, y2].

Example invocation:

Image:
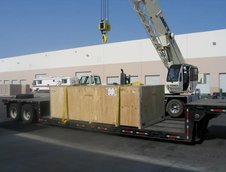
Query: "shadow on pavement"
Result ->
[[0, 121, 48, 133], [205, 125, 226, 140]]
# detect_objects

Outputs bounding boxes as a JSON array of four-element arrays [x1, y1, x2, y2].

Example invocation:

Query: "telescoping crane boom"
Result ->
[[130, 0, 198, 94]]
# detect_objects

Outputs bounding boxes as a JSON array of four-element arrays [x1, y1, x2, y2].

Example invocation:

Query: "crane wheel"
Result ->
[[166, 99, 184, 118]]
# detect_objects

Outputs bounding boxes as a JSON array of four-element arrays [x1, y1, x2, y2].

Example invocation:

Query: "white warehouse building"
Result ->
[[0, 29, 226, 94]]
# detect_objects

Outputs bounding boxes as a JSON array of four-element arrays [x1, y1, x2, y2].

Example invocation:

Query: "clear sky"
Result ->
[[0, 0, 226, 58]]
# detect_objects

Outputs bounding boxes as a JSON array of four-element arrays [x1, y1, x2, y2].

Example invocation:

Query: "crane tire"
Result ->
[[166, 99, 184, 118]]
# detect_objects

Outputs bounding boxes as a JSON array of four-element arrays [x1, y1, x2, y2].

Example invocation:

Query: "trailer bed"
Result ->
[[188, 99, 226, 107], [2, 96, 49, 103], [145, 119, 184, 133]]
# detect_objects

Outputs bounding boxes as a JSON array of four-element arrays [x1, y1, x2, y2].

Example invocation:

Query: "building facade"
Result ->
[[0, 29, 226, 94]]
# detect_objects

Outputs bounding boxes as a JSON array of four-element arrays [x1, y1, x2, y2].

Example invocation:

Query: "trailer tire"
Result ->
[[9, 103, 21, 121], [21, 104, 35, 124], [166, 99, 184, 118]]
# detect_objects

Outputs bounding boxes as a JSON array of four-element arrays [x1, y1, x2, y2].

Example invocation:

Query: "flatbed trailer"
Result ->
[[2, 94, 226, 143], [47, 98, 226, 143], [2, 94, 50, 123]]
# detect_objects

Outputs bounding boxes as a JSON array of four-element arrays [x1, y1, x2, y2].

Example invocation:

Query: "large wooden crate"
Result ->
[[67, 86, 120, 126], [50, 86, 68, 120], [120, 85, 165, 129]]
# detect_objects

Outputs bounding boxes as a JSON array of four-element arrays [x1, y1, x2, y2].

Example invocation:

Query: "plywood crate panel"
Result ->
[[67, 86, 120, 125], [68, 86, 95, 122], [120, 85, 165, 129], [50, 86, 67, 119], [98, 86, 120, 125], [120, 86, 140, 127]]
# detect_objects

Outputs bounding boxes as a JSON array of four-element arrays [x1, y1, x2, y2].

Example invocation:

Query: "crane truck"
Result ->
[[1, 0, 226, 144], [131, 0, 199, 118]]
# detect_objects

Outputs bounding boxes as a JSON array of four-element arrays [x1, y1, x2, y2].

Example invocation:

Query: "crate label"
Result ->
[[107, 87, 116, 96]]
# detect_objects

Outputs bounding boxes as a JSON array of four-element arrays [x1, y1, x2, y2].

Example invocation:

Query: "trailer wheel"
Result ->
[[21, 104, 35, 124], [9, 103, 21, 121], [166, 99, 184, 118]]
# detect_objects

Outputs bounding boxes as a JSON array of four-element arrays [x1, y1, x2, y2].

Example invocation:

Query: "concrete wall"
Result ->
[[0, 29, 226, 93]]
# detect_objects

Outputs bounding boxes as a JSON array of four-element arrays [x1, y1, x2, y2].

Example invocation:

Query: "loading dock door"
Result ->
[[196, 74, 210, 94], [220, 73, 226, 92], [145, 75, 160, 85]]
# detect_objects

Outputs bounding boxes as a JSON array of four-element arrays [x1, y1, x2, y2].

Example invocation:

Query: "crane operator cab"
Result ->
[[166, 64, 198, 94]]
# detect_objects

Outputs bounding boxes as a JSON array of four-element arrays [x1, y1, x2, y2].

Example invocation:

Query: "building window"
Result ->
[[106, 76, 120, 85]]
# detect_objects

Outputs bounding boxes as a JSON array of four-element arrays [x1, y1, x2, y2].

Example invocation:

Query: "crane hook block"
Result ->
[[102, 33, 108, 44], [99, 20, 110, 43], [98, 20, 111, 32]]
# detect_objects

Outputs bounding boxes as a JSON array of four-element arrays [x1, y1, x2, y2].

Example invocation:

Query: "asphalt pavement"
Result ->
[[0, 98, 226, 172]]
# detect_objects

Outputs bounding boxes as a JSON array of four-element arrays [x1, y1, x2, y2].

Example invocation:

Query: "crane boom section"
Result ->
[[131, 0, 185, 68]]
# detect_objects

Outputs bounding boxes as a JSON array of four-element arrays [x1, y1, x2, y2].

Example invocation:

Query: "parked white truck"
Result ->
[[32, 75, 102, 92]]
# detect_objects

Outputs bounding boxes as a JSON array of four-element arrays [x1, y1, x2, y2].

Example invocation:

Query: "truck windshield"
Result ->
[[94, 76, 101, 85], [32, 80, 36, 86], [167, 65, 181, 82], [79, 76, 89, 85]]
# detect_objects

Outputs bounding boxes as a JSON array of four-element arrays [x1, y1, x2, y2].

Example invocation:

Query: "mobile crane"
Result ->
[[99, 0, 199, 117]]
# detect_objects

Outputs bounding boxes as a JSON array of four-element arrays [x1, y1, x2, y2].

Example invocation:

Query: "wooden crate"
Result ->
[[50, 86, 68, 120], [67, 86, 120, 125], [120, 85, 165, 129]]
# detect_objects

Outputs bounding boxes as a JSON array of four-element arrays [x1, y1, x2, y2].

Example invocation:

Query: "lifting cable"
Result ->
[[100, 0, 109, 21]]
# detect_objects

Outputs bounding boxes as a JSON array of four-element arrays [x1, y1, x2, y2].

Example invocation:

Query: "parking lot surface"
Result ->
[[0, 97, 226, 172]]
